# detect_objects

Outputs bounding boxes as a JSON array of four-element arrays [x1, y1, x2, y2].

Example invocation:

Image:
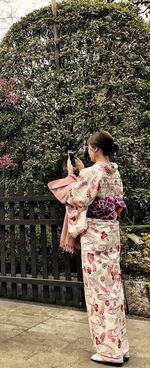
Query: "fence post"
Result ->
[[0, 186, 7, 297], [19, 185, 27, 298], [51, 202, 60, 303], [28, 185, 38, 300], [38, 185, 49, 302], [9, 185, 17, 298]]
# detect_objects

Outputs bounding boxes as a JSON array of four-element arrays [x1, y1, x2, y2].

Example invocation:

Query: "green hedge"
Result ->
[[0, 0, 149, 224]]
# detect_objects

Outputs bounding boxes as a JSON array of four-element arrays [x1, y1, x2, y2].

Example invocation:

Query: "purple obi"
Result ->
[[87, 196, 128, 221]]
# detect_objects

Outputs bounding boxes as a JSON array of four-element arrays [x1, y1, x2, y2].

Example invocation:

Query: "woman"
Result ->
[[49, 130, 129, 366]]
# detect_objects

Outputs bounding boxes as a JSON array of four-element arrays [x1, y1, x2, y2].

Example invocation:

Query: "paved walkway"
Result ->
[[0, 299, 149, 368]]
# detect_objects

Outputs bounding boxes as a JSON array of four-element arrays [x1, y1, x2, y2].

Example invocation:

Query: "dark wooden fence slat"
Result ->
[[75, 250, 84, 307], [38, 185, 49, 301], [0, 275, 83, 288], [29, 186, 38, 300], [52, 224, 60, 303], [63, 252, 73, 305], [64, 253, 71, 280], [51, 202, 59, 280], [51, 204, 60, 303], [0, 194, 56, 202], [9, 186, 17, 298], [0, 219, 63, 225], [0, 186, 7, 296], [19, 186, 27, 298], [51, 225, 59, 279], [75, 250, 83, 282]]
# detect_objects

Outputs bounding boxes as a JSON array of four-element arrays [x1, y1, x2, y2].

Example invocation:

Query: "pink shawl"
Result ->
[[48, 175, 81, 253], [48, 164, 122, 253]]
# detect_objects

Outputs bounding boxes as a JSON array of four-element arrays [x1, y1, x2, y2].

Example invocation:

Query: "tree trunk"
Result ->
[[51, 0, 60, 73]]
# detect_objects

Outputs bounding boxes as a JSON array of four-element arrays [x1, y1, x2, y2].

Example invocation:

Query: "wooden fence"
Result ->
[[0, 185, 84, 307]]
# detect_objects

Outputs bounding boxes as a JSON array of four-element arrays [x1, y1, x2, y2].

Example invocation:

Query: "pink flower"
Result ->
[[108, 266, 112, 273], [92, 183, 99, 190], [95, 251, 101, 256], [81, 180, 88, 186], [121, 304, 124, 312], [100, 276, 105, 282], [117, 274, 122, 282], [0, 141, 5, 148], [0, 79, 9, 88], [100, 313, 105, 320], [101, 231, 108, 239], [86, 189, 91, 198], [0, 154, 15, 168], [0, 79, 13, 88], [93, 264, 97, 272], [7, 91, 20, 105], [87, 267, 92, 274], [96, 337, 101, 345], [111, 337, 115, 343], [100, 332, 106, 341], [87, 253, 94, 264], [111, 271, 115, 280], [116, 245, 120, 252], [93, 303, 98, 312], [118, 339, 122, 348]]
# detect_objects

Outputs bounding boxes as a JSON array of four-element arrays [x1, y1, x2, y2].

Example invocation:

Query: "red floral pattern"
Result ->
[[81, 221, 129, 358], [67, 163, 129, 359], [101, 231, 108, 239]]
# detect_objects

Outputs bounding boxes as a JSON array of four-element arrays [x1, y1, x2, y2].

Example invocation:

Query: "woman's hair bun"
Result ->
[[111, 143, 119, 154], [88, 130, 119, 156]]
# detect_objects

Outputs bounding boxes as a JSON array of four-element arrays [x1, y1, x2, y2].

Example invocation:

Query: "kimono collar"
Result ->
[[94, 162, 118, 175]]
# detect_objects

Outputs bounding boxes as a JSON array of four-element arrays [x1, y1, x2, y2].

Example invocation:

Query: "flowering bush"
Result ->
[[0, 78, 20, 105], [0, 79, 17, 170], [0, 154, 15, 168]]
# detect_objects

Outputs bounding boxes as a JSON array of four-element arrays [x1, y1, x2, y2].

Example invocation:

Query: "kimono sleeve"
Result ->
[[67, 166, 102, 209]]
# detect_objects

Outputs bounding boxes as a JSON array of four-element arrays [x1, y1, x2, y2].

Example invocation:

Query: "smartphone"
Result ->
[[68, 151, 76, 167]]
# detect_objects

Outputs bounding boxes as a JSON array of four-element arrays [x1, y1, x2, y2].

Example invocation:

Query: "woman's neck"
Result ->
[[95, 155, 110, 164]]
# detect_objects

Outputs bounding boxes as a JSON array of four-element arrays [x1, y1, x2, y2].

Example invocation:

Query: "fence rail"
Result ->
[[0, 185, 84, 307]]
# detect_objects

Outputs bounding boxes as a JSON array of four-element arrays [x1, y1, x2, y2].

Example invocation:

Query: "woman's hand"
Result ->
[[67, 157, 85, 175], [67, 159, 74, 176], [75, 158, 85, 172]]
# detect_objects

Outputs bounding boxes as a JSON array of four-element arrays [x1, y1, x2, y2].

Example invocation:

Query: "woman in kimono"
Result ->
[[49, 130, 129, 366], [67, 131, 129, 365]]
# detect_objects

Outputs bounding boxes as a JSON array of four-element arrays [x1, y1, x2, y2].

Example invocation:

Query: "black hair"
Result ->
[[88, 130, 119, 156]]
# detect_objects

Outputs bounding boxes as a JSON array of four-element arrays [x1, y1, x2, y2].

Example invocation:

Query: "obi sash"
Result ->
[[87, 196, 128, 221]]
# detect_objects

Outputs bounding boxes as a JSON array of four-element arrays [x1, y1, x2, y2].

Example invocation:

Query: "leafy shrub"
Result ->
[[0, 0, 149, 223]]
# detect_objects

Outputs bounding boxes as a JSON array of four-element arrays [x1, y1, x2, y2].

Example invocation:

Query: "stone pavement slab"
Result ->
[[0, 299, 149, 368]]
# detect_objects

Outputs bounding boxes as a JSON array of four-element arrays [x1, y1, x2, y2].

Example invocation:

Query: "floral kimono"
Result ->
[[66, 162, 129, 360]]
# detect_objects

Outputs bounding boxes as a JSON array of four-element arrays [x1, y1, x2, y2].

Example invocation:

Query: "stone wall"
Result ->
[[124, 280, 150, 318]]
